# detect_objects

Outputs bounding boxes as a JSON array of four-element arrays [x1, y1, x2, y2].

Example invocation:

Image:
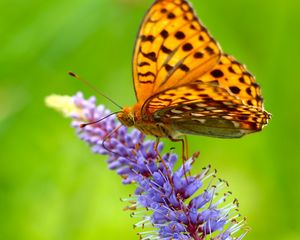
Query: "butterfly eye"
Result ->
[[117, 111, 134, 127]]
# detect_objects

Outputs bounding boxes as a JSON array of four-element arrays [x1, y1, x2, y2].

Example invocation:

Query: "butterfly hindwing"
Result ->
[[149, 83, 269, 138]]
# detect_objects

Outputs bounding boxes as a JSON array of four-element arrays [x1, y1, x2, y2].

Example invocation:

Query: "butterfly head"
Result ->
[[117, 107, 135, 127]]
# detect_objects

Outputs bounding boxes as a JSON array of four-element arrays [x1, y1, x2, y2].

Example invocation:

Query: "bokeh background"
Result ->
[[1, 0, 299, 239]]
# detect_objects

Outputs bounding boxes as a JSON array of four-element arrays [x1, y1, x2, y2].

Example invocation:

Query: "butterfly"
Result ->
[[117, 0, 270, 150]]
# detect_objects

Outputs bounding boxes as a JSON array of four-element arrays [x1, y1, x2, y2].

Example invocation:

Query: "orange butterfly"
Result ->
[[117, 0, 270, 150]]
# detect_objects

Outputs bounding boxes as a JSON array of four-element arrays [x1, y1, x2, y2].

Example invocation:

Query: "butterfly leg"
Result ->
[[184, 135, 189, 160], [156, 123, 189, 181], [154, 137, 173, 184], [167, 136, 190, 181]]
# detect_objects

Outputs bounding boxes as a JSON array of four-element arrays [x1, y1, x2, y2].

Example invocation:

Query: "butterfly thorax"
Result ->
[[117, 105, 176, 138]]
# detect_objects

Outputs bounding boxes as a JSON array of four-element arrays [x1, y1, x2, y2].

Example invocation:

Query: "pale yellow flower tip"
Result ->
[[45, 94, 82, 117]]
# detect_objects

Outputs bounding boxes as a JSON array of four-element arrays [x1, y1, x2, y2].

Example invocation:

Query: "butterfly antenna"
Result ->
[[80, 111, 120, 128], [68, 71, 123, 110]]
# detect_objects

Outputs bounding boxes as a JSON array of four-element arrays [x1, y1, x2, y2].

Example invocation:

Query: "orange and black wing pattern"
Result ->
[[143, 54, 270, 137], [131, 0, 270, 138], [133, 0, 221, 102]]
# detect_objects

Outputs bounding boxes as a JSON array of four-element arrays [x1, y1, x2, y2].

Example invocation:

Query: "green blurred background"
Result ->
[[1, 0, 299, 239]]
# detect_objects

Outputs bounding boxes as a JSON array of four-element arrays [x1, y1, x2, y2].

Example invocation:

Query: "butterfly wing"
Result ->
[[142, 54, 271, 138], [133, 0, 221, 102]]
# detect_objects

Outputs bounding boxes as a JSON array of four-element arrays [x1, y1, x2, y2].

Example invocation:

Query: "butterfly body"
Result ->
[[118, 100, 258, 139], [117, 0, 270, 141]]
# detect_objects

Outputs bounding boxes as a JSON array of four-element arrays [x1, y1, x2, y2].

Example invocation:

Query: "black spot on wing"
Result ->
[[210, 69, 224, 78], [141, 51, 157, 62], [194, 52, 204, 59], [179, 63, 190, 72], [199, 35, 204, 41], [205, 46, 214, 55], [182, 43, 193, 51], [161, 45, 172, 54], [246, 87, 252, 96], [175, 31, 185, 39], [164, 64, 173, 72], [239, 76, 245, 83], [138, 62, 150, 67], [167, 12, 176, 19], [160, 8, 167, 14], [256, 96, 263, 102], [228, 66, 235, 73], [190, 24, 196, 30], [138, 71, 156, 78], [141, 35, 155, 42], [229, 86, 241, 94], [160, 30, 169, 39]]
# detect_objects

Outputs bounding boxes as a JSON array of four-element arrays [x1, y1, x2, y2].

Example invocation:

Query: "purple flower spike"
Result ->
[[46, 92, 249, 240]]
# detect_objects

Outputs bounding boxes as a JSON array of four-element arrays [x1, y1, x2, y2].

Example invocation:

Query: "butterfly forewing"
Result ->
[[144, 54, 267, 110], [200, 54, 264, 108], [133, 0, 221, 102]]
